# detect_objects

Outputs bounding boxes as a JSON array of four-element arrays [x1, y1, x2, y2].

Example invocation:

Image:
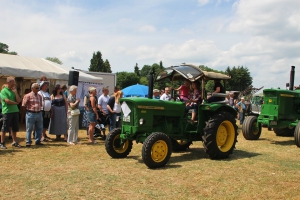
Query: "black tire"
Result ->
[[274, 127, 295, 137], [142, 132, 172, 169], [171, 139, 192, 152], [242, 116, 262, 140], [202, 112, 238, 159], [105, 128, 133, 158], [294, 122, 300, 147]]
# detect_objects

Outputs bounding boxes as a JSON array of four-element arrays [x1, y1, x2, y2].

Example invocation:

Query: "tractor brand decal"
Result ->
[[280, 94, 294, 98], [137, 106, 165, 110], [141, 110, 147, 113], [269, 99, 272, 103]]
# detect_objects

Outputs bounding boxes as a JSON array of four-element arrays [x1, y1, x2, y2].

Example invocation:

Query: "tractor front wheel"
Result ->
[[242, 116, 262, 140], [142, 132, 172, 169], [105, 128, 133, 158], [203, 112, 238, 159], [294, 122, 300, 147], [171, 139, 192, 152]]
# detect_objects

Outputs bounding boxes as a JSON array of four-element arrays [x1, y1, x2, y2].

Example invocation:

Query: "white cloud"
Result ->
[[139, 25, 156, 32], [197, 0, 210, 6], [180, 29, 195, 35]]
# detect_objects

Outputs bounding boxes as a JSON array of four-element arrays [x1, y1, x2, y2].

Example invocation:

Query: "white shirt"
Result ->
[[38, 90, 52, 111], [98, 94, 110, 113], [113, 103, 121, 113], [160, 93, 171, 101]]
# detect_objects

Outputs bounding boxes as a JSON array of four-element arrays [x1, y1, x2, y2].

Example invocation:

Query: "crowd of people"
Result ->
[[0, 76, 122, 149]]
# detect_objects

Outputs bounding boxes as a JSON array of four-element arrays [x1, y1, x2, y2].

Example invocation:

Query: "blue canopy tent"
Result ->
[[122, 84, 148, 97]]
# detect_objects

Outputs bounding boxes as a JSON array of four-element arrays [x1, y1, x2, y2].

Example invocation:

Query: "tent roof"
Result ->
[[0, 54, 102, 83]]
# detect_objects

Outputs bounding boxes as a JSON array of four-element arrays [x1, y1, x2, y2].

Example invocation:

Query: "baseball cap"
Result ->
[[39, 81, 49, 87]]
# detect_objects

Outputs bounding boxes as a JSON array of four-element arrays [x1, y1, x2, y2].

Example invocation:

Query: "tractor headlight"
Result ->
[[139, 118, 146, 125]]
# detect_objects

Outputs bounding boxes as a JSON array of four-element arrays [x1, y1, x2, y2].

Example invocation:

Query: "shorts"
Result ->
[[42, 111, 51, 129], [2, 112, 19, 132], [87, 111, 96, 123]]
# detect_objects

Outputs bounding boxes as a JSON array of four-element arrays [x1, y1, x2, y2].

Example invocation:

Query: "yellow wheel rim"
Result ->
[[151, 140, 168, 163], [113, 134, 129, 154], [252, 122, 259, 135], [216, 120, 235, 152]]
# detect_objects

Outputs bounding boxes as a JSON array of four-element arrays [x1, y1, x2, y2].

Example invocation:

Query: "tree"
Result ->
[[116, 72, 140, 89], [140, 65, 152, 77], [0, 42, 18, 55], [103, 59, 112, 73], [89, 51, 105, 72], [139, 76, 148, 86], [45, 57, 63, 65], [134, 63, 140, 76], [225, 66, 253, 92]]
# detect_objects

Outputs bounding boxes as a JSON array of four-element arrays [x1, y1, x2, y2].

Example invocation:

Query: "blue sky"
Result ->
[[1, 0, 300, 89]]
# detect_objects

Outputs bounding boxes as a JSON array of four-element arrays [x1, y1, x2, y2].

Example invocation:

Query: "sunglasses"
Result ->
[[34, 87, 39, 89]]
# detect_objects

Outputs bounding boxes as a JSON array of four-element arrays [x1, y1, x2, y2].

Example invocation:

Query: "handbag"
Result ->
[[71, 109, 80, 116]]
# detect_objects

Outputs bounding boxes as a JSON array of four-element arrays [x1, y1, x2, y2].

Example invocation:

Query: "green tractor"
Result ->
[[105, 64, 238, 168], [242, 66, 300, 145]]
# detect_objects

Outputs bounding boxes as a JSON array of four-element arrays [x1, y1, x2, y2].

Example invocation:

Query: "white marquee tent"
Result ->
[[0, 54, 102, 83]]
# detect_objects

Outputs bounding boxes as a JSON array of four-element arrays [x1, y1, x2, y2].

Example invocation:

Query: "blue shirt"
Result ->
[[238, 101, 246, 110]]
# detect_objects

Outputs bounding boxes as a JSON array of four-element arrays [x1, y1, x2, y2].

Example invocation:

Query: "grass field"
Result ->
[[1, 124, 300, 200]]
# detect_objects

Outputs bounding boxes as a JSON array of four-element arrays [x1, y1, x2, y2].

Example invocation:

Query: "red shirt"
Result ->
[[180, 85, 190, 99], [22, 91, 42, 112]]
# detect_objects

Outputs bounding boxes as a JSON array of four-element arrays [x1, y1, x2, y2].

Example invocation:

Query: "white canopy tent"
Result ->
[[0, 54, 102, 83]]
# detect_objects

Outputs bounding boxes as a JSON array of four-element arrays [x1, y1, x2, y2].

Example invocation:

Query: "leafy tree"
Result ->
[[89, 51, 105, 72], [103, 59, 112, 73], [46, 57, 63, 65], [0, 42, 18, 55], [139, 76, 148, 86], [134, 63, 140, 76], [140, 65, 152, 77], [225, 66, 253, 92], [116, 72, 140, 89]]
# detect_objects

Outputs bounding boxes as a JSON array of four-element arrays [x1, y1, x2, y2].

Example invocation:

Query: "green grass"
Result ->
[[1, 124, 300, 199]]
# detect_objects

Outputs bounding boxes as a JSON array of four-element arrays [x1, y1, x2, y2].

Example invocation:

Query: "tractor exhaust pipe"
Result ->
[[148, 67, 155, 99], [289, 66, 295, 90]]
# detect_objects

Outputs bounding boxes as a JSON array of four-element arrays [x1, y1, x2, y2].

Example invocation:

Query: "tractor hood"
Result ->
[[156, 63, 231, 82]]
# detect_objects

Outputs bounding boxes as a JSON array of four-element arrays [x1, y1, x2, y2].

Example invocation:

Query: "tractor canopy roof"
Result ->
[[156, 63, 231, 82]]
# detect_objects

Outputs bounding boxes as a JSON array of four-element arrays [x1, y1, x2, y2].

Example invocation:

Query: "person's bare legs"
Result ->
[[1, 132, 5, 143], [41, 129, 46, 141], [88, 123, 96, 143], [11, 131, 17, 143]]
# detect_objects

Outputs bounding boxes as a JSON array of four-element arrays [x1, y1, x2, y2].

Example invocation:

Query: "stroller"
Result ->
[[85, 109, 110, 140]]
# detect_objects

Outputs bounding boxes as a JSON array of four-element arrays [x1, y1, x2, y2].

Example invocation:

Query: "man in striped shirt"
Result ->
[[22, 83, 43, 146]]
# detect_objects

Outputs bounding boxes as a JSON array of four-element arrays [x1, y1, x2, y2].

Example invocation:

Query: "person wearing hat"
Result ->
[[38, 80, 52, 141], [236, 97, 246, 125], [153, 89, 160, 99]]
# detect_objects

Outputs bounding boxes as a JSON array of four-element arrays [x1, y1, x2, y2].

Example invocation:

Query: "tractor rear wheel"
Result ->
[[171, 139, 192, 152], [142, 132, 172, 169], [242, 116, 262, 140], [105, 128, 133, 158], [274, 127, 295, 137], [203, 112, 238, 159], [294, 122, 300, 147]]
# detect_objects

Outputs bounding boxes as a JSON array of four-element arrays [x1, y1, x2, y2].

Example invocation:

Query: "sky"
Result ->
[[1, 0, 300, 89]]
